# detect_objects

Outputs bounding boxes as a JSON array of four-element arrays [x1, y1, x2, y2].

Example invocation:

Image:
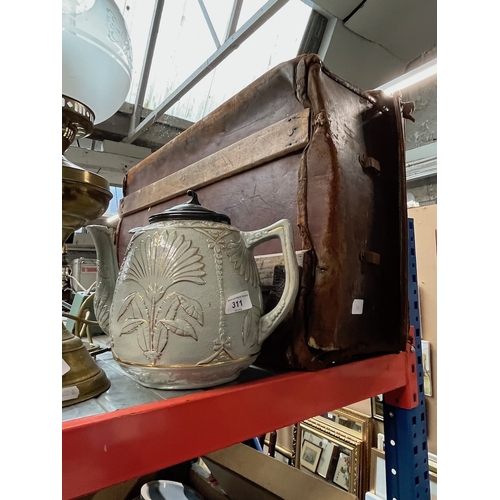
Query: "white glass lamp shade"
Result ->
[[62, 0, 133, 124]]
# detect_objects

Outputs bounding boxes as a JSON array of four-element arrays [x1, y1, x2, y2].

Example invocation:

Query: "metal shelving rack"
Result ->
[[62, 220, 430, 500], [383, 219, 430, 500]]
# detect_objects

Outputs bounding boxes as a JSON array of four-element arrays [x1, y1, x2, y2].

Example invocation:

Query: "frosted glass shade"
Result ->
[[62, 0, 133, 124]]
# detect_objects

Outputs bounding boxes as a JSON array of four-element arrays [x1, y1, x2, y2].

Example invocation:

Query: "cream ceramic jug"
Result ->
[[87, 190, 299, 389]]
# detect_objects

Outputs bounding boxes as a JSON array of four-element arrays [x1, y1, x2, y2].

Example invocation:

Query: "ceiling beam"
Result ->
[[90, 104, 190, 152], [128, 0, 165, 136], [198, 0, 221, 48], [224, 0, 243, 41]]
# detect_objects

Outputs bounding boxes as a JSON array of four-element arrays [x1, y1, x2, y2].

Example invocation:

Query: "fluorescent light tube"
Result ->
[[377, 58, 437, 95]]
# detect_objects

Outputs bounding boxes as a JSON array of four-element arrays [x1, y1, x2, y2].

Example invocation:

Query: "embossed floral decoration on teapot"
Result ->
[[87, 190, 299, 389]]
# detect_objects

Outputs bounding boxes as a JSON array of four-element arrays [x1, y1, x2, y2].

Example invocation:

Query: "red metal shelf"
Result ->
[[62, 352, 407, 499]]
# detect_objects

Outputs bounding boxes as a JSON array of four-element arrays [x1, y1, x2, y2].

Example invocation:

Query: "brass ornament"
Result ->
[[62, 323, 110, 407], [62, 94, 112, 407]]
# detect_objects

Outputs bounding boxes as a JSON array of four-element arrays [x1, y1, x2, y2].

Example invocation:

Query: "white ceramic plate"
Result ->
[[140, 480, 204, 500]]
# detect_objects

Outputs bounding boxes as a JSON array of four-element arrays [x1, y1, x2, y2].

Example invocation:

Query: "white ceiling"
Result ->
[[312, 0, 437, 66]]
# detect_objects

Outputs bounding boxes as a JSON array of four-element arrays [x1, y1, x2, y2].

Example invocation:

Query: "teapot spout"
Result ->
[[86, 225, 119, 335]]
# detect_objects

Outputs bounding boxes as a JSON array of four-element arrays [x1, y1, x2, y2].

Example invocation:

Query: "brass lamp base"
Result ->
[[62, 95, 113, 407], [62, 156, 113, 243], [62, 324, 110, 407]]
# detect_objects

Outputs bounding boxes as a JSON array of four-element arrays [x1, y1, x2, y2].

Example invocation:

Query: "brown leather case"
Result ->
[[118, 54, 409, 371]]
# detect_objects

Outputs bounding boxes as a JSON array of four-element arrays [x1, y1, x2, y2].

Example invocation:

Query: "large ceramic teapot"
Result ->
[[87, 190, 299, 389]]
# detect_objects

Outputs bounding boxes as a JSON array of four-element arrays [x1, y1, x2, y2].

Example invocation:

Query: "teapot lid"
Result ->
[[148, 190, 231, 224]]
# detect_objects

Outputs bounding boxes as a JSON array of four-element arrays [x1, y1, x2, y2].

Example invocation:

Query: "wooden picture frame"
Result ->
[[300, 439, 323, 473]]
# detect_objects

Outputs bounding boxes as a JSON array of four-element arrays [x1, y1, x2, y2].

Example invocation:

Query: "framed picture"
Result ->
[[371, 394, 384, 421], [300, 439, 322, 473], [274, 449, 291, 466], [369, 447, 386, 497], [422, 340, 433, 396], [298, 426, 336, 478], [430, 470, 437, 500], [329, 440, 357, 494], [321, 411, 338, 423], [302, 409, 371, 498], [296, 422, 362, 497], [316, 407, 372, 444], [332, 451, 351, 491]]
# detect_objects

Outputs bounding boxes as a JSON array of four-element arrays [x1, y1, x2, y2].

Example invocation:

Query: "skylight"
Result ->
[[114, 0, 311, 124]]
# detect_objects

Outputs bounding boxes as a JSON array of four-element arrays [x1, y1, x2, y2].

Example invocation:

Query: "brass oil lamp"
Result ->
[[62, 0, 133, 406], [62, 96, 112, 407]]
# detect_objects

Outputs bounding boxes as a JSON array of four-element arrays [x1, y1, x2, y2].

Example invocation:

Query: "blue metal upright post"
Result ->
[[383, 218, 431, 500]]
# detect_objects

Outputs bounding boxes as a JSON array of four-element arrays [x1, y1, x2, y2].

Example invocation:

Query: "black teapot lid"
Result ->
[[148, 190, 231, 224]]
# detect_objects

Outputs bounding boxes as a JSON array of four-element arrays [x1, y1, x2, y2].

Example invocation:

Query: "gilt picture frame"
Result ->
[[329, 439, 357, 494], [316, 407, 372, 443], [296, 422, 362, 497], [296, 425, 336, 478], [302, 409, 371, 498], [332, 450, 351, 491]]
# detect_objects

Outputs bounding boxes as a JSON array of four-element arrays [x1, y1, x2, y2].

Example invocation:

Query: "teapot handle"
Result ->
[[240, 219, 299, 344]]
